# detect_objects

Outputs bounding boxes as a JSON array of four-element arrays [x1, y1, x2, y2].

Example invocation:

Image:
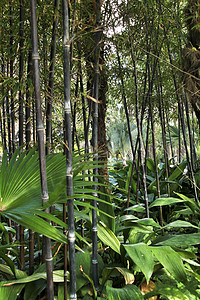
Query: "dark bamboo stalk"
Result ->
[[1, 62, 7, 152], [19, 0, 25, 272], [149, 99, 163, 227], [30, 1, 54, 298], [126, 2, 149, 217], [157, 81, 170, 197], [9, 0, 15, 153], [178, 108, 182, 163], [62, 0, 76, 299], [19, 0, 24, 147], [165, 111, 175, 165], [180, 99, 199, 203], [6, 63, 12, 157], [165, 42, 198, 202], [184, 95, 196, 170], [26, 50, 35, 275], [77, 42, 89, 151], [91, 0, 101, 291], [72, 77, 79, 151], [26, 51, 32, 150], [144, 112, 150, 174], [46, 0, 60, 154]]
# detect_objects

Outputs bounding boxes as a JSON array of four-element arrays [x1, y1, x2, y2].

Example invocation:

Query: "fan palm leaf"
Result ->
[[0, 148, 113, 244]]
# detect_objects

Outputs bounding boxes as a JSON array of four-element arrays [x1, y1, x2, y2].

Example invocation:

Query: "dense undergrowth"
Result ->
[[0, 150, 200, 299]]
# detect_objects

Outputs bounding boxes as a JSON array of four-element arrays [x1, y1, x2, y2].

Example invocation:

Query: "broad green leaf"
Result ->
[[153, 233, 200, 247], [135, 218, 160, 228], [5, 212, 68, 244], [163, 220, 199, 230], [146, 158, 155, 172], [98, 184, 115, 232], [149, 197, 185, 208], [124, 243, 154, 283], [106, 284, 144, 299], [0, 252, 16, 277], [168, 162, 187, 181], [24, 280, 46, 300], [0, 281, 25, 300], [144, 285, 190, 300], [97, 222, 121, 254], [3, 270, 68, 285], [0, 264, 26, 280], [150, 246, 187, 283]]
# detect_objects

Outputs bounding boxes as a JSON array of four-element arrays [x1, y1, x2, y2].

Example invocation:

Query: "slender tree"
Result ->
[[30, 0, 54, 298], [63, 0, 76, 299]]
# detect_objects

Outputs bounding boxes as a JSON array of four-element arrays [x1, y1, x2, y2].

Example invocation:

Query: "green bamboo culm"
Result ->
[[62, 0, 76, 299], [92, 0, 101, 292], [30, 0, 54, 299]]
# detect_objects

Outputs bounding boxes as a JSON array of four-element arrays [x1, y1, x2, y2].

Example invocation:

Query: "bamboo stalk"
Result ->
[[19, 0, 24, 147], [6, 62, 11, 157], [149, 99, 163, 228], [9, 0, 15, 154], [1, 62, 7, 152], [26, 50, 35, 275], [26, 51, 32, 150], [62, 0, 76, 299], [126, 1, 149, 217], [19, 0, 25, 271], [46, 0, 60, 154], [30, 0, 54, 298], [91, 0, 101, 291]]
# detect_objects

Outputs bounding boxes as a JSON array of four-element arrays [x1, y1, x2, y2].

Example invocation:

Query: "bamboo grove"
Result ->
[[1, 0, 200, 299]]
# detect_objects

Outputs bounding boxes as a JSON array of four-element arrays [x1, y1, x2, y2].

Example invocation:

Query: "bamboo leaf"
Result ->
[[168, 162, 187, 181], [106, 285, 144, 299], [150, 246, 187, 283], [163, 220, 199, 230], [0, 281, 25, 300], [97, 222, 121, 254], [149, 197, 185, 208], [152, 233, 200, 247], [124, 243, 154, 283]]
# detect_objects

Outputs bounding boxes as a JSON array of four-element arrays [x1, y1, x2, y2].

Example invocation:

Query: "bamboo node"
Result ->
[[92, 259, 98, 264], [68, 236, 75, 242], [63, 43, 70, 48], [45, 257, 53, 262], [32, 55, 40, 60], [37, 127, 44, 132]]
